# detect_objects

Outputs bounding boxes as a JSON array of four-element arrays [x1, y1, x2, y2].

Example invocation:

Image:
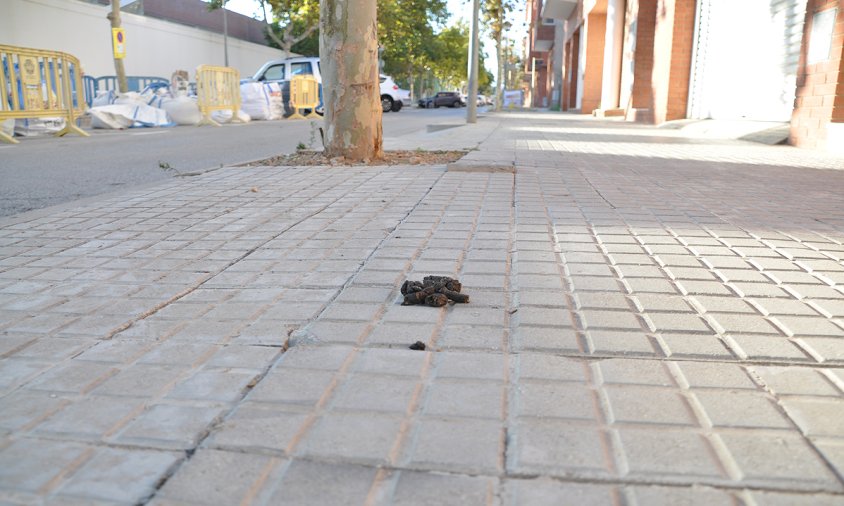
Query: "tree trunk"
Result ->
[[409, 70, 415, 103], [319, 0, 383, 161], [495, 29, 504, 112], [108, 0, 128, 93]]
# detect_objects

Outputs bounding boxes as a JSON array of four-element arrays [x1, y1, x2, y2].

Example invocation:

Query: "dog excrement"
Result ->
[[400, 276, 469, 307]]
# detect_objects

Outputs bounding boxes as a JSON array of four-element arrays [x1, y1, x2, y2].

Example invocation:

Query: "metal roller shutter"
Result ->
[[687, 0, 807, 121]]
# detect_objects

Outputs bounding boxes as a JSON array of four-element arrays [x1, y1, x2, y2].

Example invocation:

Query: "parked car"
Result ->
[[251, 56, 323, 116], [379, 74, 408, 112], [252, 58, 404, 115], [417, 91, 464, 108], [462, 94, 489, 107], [252, 56, 322, 84]]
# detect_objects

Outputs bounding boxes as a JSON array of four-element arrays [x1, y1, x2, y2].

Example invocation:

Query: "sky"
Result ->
[[214, 0, 527, 80]]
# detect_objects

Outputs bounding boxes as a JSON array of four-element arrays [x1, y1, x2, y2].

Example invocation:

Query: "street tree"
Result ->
[[482, 0, 515, 111], [429, 23, 492, 92], [377, 0, 447, 100], [319, 0, 383, 161], [208, 0, 319, 55]]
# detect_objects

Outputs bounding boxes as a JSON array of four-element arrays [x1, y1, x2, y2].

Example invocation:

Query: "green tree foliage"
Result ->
[[264, 0, 320, 53], [481, 0, 515, 108], [427, 22, 491, 91], [209, 0, 320, 54], [377, 0, 447, 86], [209, 0, 488, 91], [481, 0, 515, 44]]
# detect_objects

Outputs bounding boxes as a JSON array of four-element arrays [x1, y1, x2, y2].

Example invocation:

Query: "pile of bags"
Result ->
[[89, 88, 177, 129], [86, 76, 285, 130]]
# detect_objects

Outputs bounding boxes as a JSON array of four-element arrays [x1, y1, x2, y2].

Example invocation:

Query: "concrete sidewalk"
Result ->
[[1, 111, 844, 505]]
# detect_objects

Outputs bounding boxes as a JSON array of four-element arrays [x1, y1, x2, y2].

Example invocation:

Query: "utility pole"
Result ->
[[466, 0, 480, 123], [107, 0, 128, 93], [222, 1, 229, 66]]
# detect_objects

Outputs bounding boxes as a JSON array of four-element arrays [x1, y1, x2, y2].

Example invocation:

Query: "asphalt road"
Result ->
[[0, 107, 470, 218]]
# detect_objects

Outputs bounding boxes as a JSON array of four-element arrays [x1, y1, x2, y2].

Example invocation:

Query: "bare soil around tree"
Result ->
[[242, 150, 468, 167]]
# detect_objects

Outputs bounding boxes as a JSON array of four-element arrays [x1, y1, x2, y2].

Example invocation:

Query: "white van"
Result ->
[[251, 56, 322, 84], [251, 56, 405, 113], [250, 57, 323, 116]]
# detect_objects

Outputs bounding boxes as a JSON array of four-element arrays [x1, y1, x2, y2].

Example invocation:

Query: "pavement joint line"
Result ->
[[140, 449, 844, 497], [107, 169, 389, 344], [502, 171, 517, 480], [286, 169, 447, 346], [4, 114, 844, 501], [747, 368, 844, 488], [143, 168, 450, 502], [374, 173, 499, 477], [81, 168, 404, 501]]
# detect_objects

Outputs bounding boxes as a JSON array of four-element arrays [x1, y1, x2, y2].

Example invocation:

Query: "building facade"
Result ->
[[529, 0, 844, 152]]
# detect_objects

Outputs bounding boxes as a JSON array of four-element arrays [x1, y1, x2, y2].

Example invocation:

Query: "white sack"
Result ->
[[89, 103, 173, 129], [265, 83, 284, 120], [92, 90, 117, 107], [1, 118, 14, 138], [161, 96, 201, 126], [240, 82, 271, 121], [14, 117, 66, 137], [211, 109, 251, 124]]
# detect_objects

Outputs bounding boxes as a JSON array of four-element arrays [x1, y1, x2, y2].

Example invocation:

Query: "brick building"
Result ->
[[526, 0, 556, 107], [529, 0, 844, 152]]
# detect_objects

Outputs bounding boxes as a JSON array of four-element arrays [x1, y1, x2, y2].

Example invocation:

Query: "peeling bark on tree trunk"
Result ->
[[319, 0, 383, 161]]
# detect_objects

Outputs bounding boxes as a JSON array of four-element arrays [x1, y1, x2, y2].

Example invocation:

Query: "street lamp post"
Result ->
[[467, 0, 480, 124], [222, 0, 229, 67]]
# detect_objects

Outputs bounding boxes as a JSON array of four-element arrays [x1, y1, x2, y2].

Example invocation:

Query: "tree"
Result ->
[[482, 0, 515, 111], [208, 0, 319, 55], [427, 23, 492, 92], [320, 0, 383, 161], [377, 0, 447, 100]]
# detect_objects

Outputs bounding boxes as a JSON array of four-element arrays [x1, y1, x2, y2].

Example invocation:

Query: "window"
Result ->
[[263, 65, 284, 81], [291, 62, 313, 76], [808, 9, 837, 64], [542, 18, 556, 26]]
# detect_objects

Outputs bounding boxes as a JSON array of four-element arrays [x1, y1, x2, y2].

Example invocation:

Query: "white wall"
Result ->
[[2, 0, 286, 80]]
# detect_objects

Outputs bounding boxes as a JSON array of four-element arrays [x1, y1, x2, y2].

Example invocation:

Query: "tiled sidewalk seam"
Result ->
[[0, 166, 446, 503]]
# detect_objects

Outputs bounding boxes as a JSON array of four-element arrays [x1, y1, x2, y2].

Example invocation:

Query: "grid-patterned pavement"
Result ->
[[1, 113, 844, 505]]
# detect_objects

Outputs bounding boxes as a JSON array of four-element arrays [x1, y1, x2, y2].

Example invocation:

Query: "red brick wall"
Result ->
[[619, 0, 640, 109], [666, 0, 695, 120], [627, 0, 694, 124], [582, 13, 608, 113], [837, 41, 844, 121], [532, 58, 550, 107], [791, 0, 844, 149], [567, 29, 582, 110], [629, 0, 657, 121]]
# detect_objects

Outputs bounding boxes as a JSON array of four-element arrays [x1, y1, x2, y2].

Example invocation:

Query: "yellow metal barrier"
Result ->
[[0, 45, 88, 144], [289, 75, 320, 119], [195, 65, 241, 126]]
